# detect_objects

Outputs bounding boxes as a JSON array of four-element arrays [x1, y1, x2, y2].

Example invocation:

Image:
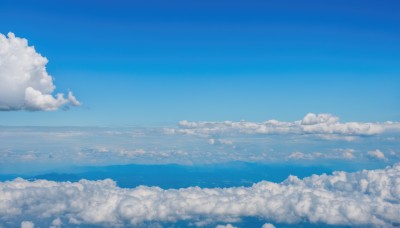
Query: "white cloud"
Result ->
[[215, 224, 237, 228], [167, 113, 400, 139], [261, 223, 275, 228], [49, 218, 62, 228], [368, 149, 387, 161], [117, 148, 146, 158], [286, 149, 356, 160], [20, 221, 34, 228], [301, 113, 339, 125], [334, 148, 355, 159], [67, 91, 81, 106], [208, 138, 233, 145], [286, 151, 314, 160], [0, 32, 80, 111], [1, 164, 400, 227]]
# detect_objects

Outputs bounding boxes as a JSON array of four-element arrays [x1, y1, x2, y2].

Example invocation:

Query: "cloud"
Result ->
[[208, 138, 233, 145], [0, 32, 80, 111], [301, 113, 339, 125], [2, 125, 398, 167], [116, 148, 146, 158], [215, 224, 237, 228], [49, 218, 62, 228], [286, 151, 314, 160], [1, 164, 400, 227], [333, 148, 355, 159], [166, 113, 400, 140], [261, 223, 276, 228], [368, 149, 387, 161], [286, 149, 356, 160], [21, 221, 34, 228]]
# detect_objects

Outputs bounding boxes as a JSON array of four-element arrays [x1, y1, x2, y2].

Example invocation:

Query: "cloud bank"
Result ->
[[167, 113, 400, 139], [0, 32, 80, 111], [1, 164, 400, 227]]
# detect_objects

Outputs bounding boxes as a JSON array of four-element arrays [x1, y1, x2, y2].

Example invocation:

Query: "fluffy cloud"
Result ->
[[49, 218, 62, 228], [334, 148, 355, 159], [21, 221, 34, 228], [368, 149, 387, 161], [166, 113, 400, 139], [0, 32, 80, 111], [261, 223, 275, 228], [1, 164, 400, 227]]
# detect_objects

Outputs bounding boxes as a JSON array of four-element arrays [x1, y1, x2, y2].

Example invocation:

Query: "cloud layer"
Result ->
[[1, 125, 398, 171], [1, 164, 400, 227], [167, 113, 400, 139], [0, 32, 80, 111]]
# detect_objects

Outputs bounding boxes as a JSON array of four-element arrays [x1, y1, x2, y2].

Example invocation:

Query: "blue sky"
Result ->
[[0, 0, 399, 126]]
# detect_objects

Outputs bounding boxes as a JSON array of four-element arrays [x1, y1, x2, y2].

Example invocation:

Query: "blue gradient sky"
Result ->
[[1, 0, 399, 126]]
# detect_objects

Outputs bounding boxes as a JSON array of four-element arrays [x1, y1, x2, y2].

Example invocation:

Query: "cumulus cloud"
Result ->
[[166, 113, 400, 139], [261, 223, 275, 228], [49, 218, 62, 228], [1, 164, 400, 227], [368, 149, 387, 161], [20, 221, 34, 228], [0, 32, 80, 111]]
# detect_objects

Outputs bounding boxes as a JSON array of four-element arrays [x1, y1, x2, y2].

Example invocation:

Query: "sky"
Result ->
[[1, 0, 400, 227], [0, 0, 399, 126]]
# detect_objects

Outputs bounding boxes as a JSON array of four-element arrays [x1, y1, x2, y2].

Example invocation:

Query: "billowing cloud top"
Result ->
[[167, 113, 400, 139], [0, 32, 80, 111], [0, 163, 399, 227]]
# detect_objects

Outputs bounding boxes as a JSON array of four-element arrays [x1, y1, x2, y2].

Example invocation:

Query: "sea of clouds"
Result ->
[[1, 163, 399, 227]]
